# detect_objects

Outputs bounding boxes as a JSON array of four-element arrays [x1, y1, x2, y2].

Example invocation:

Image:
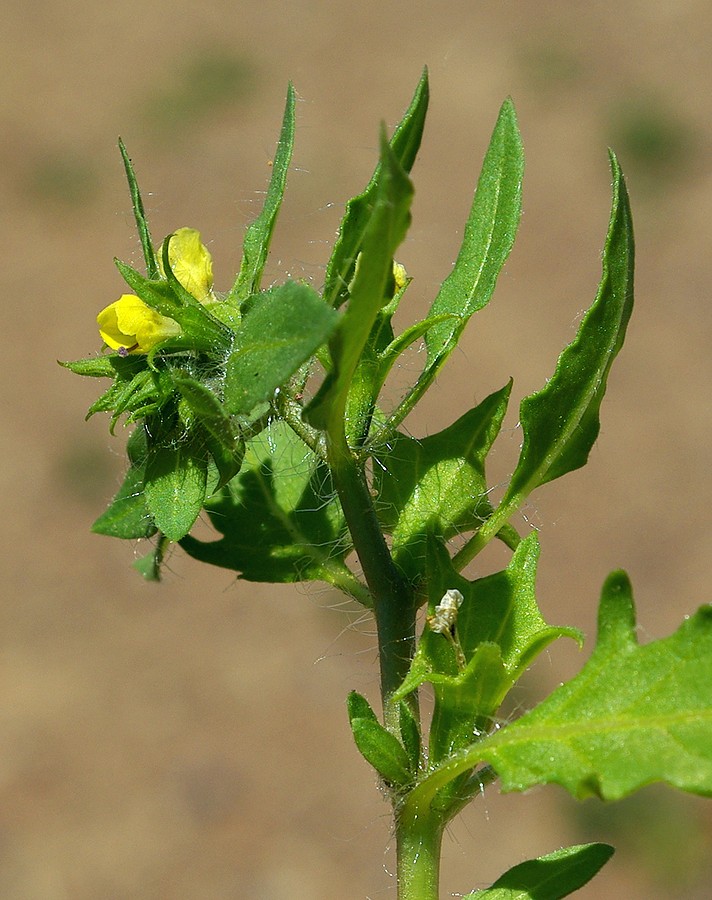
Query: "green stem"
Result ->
[[396, 805, 444, 900], [327, 430, 415, 730]]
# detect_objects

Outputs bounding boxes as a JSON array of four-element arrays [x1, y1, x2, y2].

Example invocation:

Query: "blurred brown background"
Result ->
[[3, 1, 712, 897]]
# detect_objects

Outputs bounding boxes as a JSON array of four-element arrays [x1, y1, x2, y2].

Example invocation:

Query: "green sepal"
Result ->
[[224, 281, 339, 416], [463, 843, 615, 899], [347, 691, 413, 787], [86, 364, 174, 433], [59, 355, 122, 378], [228, 83, 296, 305], [323, 68, 428, 309]]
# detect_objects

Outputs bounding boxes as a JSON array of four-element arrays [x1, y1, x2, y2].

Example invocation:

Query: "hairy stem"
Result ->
[[327, 429, 416, 730]]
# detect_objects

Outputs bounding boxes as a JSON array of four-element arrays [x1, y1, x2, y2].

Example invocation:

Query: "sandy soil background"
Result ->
[[3, 1, 712, 897]]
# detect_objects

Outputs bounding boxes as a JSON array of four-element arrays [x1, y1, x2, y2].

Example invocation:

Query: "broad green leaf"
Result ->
[[223, 281, 339, 415], [323, 68, 429, 309], [408, 573, 712, 811], [374, 383, 511, 576], [228, 84, 296, 304], [181, 421, 353, 587], [143, 439, 208, 541], [92, 428, 156, 539], [502, 151, 634, 501], [463, 843, 614, 899], [347, 691, 413, 787], [305, 132, 414, 432], [118, 138, 159, 279]]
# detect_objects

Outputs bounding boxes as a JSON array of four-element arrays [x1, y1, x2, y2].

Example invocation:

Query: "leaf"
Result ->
[[384, 99, 522, 434], [115, 260, 231, 354], [394, 534, 580, 765], [143, 438, 208, 541], [424, 98, 523, 365], [347, 691, 414, 787], [374, 383, 511, 576], [59, 355, 124, 378], [502, 151, 634, 501], [119, 138, 159, 279], [92, 428, 156, 539], [180, 420, 352, 585], [305, 132, 414, 432], [323, 68, 429, 309], [409, 574, 712, 810], [463, 843, 614, 899], [224, 281, 339, 416], [228, 83, 296, 304]]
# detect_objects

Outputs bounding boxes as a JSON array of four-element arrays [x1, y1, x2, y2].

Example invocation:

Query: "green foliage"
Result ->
[[64, 71, 712, 899], [464, 843, 614, 899]]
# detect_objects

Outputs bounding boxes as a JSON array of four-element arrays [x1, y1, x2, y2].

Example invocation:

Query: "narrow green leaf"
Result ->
[[424, 99, 523, 365], [118, 138, 160, 279], [463, 843, 614, 899], [229, 83, 296, 303], [224, 281, 339, 415], [348, 692, 413, 786], [59, 356, 123, 378], [323, 68, 429, 309], [305, 135, 415, 432], [144, 440, 208, 541], [502, 151, 634, 501], [409, 575, 712, 810]]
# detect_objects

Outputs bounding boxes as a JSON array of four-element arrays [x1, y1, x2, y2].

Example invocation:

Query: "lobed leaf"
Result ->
[[408, 574, 712, 811]]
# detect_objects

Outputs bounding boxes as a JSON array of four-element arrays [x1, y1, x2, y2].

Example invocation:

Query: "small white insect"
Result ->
[[428, 589, 464, 634]]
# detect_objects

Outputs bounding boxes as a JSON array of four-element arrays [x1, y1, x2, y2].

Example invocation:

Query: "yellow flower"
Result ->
[[159, 227, 214, 302], [97, 294, 181, 355]]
